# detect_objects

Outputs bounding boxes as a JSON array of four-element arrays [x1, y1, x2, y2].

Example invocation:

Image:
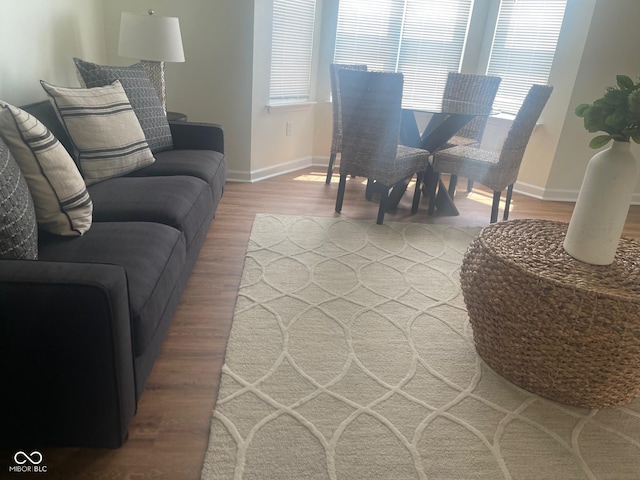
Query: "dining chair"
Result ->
[[430, 84, 553, 223], [441, 72, 502, 148], [335, 69, 430, 225], [325, 63, 368, 185], [441, 72, 502, 192]]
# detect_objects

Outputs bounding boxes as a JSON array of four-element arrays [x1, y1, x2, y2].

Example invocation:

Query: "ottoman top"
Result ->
[[476, 219, 640, 301]]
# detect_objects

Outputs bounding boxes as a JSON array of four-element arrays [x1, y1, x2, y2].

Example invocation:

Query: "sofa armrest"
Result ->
[[169, 120, 225, 154], [0, 260, 136, 448]]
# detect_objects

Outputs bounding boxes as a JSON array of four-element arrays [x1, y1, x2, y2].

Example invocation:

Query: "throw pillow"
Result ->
[[73, 58, 174, 153], [41, 80, 155, 185], [0, 101, 92, 236], [0, 136, 38, 258]]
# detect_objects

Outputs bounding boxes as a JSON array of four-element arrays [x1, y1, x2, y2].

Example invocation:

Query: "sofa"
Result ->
[[0, 99, 226, 448]]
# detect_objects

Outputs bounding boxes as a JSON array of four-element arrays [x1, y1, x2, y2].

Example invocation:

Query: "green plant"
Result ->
[[575, 75, 640, 149]]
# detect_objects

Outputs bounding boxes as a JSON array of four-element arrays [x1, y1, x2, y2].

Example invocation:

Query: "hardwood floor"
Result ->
[[10, 168, 640, 479]]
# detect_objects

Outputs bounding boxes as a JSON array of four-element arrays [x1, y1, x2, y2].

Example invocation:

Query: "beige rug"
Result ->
[[201, 214, 640, 480]]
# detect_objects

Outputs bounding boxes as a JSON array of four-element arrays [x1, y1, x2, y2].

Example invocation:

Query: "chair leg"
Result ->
[[467, 179, 474, 192], [503, 184, 514, 221], [411, 172, 423, 214], [335, 174, 347, 213], [490, 191, 501, 223], [326, 152, 337, 184], [448, 174, 458, 198], [365, 178, 374, 201], [377, 187, 389, 225]]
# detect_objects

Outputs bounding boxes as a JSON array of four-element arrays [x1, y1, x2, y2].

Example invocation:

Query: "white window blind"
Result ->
[[270, 0, 317, 103], [334, 0, 473, 109], [487, 0, 567, 115]]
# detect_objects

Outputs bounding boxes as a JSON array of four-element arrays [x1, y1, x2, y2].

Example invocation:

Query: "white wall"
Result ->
[[547, 0, 640, 200], [514, 0, 596, 200], [248, 0, 323, 183], [100, 0, 254, 180], [0, 0, 106, 105]]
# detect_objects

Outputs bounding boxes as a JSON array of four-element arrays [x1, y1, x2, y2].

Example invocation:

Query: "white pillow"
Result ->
[[0, 101, 93, 236], [74, 58, 174, 154], [41, 80, 155, 185]]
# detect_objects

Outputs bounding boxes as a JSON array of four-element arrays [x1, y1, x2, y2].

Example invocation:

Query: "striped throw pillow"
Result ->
[[74, 58, 174, 154], [0, 102, 93, 236], [41, 80, 155, 185]]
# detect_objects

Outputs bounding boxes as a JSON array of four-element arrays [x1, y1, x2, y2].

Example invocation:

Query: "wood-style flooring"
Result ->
[[7, 168, 640, 479]]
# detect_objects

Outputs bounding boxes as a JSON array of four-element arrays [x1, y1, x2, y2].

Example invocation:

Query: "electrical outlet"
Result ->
[[286, 121, 292, 136]]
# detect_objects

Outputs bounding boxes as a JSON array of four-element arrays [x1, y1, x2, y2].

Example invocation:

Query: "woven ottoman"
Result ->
[[460, 219, 640, 408]]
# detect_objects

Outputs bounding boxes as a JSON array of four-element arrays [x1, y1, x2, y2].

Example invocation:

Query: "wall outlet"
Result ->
[[286, 120, 292, 136]]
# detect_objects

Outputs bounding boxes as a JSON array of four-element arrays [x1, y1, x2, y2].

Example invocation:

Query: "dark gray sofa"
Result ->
[[0, 101, 226, 448]]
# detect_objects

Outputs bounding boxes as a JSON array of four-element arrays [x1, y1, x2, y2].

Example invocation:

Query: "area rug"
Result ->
[[201, 214, 640, 480]]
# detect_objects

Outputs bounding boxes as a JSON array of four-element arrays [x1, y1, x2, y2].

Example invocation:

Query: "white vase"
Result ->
[[563, 140, 638, 265]]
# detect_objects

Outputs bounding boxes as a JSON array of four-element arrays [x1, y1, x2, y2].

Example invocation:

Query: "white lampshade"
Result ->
[[118, 11, 185, 63]]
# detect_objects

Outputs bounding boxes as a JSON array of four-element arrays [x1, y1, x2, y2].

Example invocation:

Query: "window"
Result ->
[[333, 0, 568, 114], [334, 0, 473, 109], [487, 0, 567, 114], [269, 0, 317, 104]]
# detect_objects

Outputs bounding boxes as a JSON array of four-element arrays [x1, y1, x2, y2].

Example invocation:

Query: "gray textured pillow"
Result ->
[[41, 80, 155, 186], [0, 137, 38, 259], [0, 101, 92, 236], [74, 57, 174, 153]]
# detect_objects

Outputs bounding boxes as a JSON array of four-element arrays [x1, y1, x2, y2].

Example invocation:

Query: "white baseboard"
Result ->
[[312, 156, 331, 167], [227, 159, 640, 205], [520, 182, 640, 205], [512, 181, 547, 200], [226, 156, 314, 183]]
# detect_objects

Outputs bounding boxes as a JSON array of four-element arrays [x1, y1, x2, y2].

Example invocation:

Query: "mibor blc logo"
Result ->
[[9, 450, 48, 474]]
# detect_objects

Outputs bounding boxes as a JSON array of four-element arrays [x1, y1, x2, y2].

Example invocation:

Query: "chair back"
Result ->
[[330, 63, 367, 154], [338, 70, 404, 182], [498, 84, 553, 183], [442, 72, 501, 145]]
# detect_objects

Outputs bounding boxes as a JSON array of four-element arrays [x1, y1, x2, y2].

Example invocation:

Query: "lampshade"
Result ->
[[118, 11, 185, 63]]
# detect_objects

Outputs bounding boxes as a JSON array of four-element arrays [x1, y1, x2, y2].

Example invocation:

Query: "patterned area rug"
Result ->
[[201, 214, 640, 480]]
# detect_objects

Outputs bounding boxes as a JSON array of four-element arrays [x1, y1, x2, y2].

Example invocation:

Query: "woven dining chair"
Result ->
[[335, 69, 430, 225], [326, 63, 368, 185], [441, 72, 501, 192], [442, 72, 502, 148], [430, 84, 553, 223]]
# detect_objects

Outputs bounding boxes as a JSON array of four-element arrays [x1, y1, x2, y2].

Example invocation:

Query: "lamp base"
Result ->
[[140, 60, 166, 111]]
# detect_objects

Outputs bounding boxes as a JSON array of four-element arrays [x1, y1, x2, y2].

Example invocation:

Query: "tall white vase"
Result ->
[[563, 140, 638, 265]]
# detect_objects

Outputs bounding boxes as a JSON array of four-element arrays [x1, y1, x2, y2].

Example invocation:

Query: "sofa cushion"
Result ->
[[74, 58, 173, 154], [41, 80, 155, 185], [87, 176, 212, 248], [0, 101, 93, 236], [126, 149, 226, 186], [38, 222, 186, 356], [0, 137, 38, 259]]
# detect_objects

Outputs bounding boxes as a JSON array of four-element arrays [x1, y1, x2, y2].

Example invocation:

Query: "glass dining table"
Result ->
[[386, 99, 497, 214]]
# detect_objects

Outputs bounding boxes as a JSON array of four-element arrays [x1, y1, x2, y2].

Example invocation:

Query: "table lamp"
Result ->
[[118, 9, 185, 110]]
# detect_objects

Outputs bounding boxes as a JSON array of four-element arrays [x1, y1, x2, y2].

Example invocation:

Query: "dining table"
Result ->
[[386, 99, 497, 214]]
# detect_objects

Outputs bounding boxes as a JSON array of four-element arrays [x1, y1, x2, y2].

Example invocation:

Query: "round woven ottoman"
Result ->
[[460, 219, 640, 408]]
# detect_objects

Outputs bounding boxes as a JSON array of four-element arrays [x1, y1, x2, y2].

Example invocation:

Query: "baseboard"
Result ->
[[513, 181, 547, 200], [226, 156, 315, 183], [227, 160, 640, 205], [515, 181, 640, 205]]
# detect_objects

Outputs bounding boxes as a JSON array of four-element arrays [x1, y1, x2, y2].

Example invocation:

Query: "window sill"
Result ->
[[267, 101, 317, 114], [489, 112, 544, 127], [493, 112, 516, 121]]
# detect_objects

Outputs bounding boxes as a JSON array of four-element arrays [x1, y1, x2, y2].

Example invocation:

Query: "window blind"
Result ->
[[270, 0, 317, 103], [334, 0, 473, 109], [487, 0, 567, 115]]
